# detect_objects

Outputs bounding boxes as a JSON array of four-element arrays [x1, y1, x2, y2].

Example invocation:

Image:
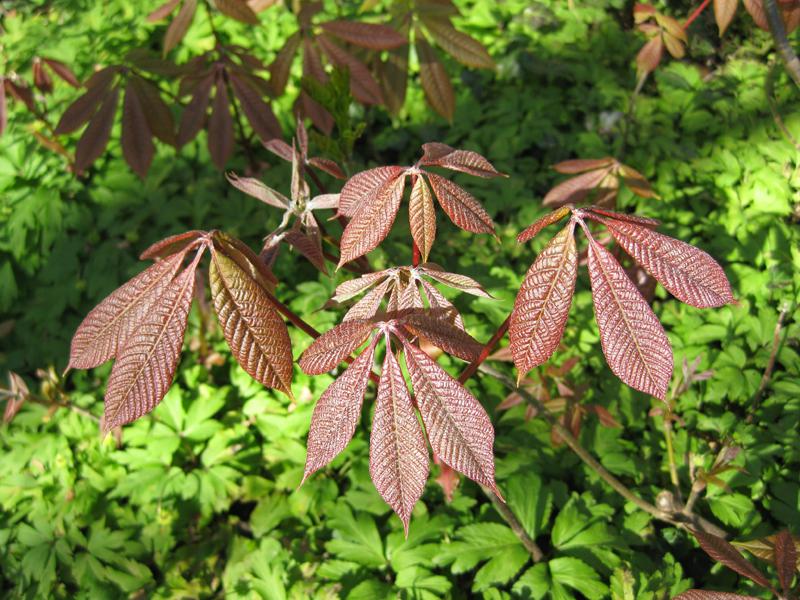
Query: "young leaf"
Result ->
[[140, 230, 205, 260], [102, 253, 200, 433], [370, 348, 429, 534], [228, 73, 281, 142], [226, 173, 289, 208], [675, 591, 759, 600], [774, 529, 797, 594], [421, 16, 495, 69], [553, 157, 615, 174], [510, 223, 578, 377], [147, 0, 181, 22], [338, 166, 406, 218], [602, 219, 734, 308], [343, 277, 394, 322], [426, 173, 494, 234], [209, 247, 294, 396], [333, 271, 388, 303], [419, 143, 504, 178], [121, 82, 155, 178], [584, 206, 660, 228], [269, 31, 301, 97], [54, 67, 116, 135], [177, 73, 213, 147], [316, 35, 384, 105], [284, 228, 327, 273], [129, 75, 176, 145], [693, 530, 773, 590], [299, 319, 375, 375], [320, 20, 407, 50], [164, 0, 197, 54], [415, 34, 454, 121], [401, 310, 482, 361], [208, 76, 234, 169], [42, 58, 80, 88], [215, 0, 259, 24], [402, 340, 499, 494], [637, 35, 664, 75], [543, 168, 611, 207], [418, 264, 491, 298], [339, 175, 406, 266], [420, 279, 465, 330], [303, 336, 378, 482], [69, 251, 187, 369], [409, 175, 436, 262], [587, 237, 673, 400], [74, 87, 119, 175], [517, 206, 571, 243]]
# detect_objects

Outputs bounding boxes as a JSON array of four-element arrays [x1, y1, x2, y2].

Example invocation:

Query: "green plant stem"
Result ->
[[663, 416, 682, 500], [477, 363, 728, 537], [764, 0, 800, 88]]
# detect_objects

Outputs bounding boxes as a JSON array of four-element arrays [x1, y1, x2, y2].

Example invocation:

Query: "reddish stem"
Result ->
[[683, 0, 711, 29], [412, 240, 421, 268], [458, 316, 510, 384]]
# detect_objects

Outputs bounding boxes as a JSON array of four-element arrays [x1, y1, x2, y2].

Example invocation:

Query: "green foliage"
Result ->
[[2, 0, 799, 597]]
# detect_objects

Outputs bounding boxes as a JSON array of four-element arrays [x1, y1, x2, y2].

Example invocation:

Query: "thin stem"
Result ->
[[749, 301, 791, 417], [485, 488, 545, 561], [683, 0, 711, 29], [264, 288, 321, 339], [764, 0, 800, 88], [458, 316, 510, 384], [412, 240, 421, 267], [663, 417, 682, 500]]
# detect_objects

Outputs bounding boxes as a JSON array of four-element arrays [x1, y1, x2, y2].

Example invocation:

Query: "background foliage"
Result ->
[[1, 0, 799, 597]]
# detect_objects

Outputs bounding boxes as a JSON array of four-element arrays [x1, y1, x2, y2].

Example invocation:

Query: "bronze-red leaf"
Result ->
[[164, 0, 197, 54], [54, 67, 116, 135], [268, 31, 300, 97], [409, 175, 436, 263], [228, 72, 282, 142], [177, 73, 213, 147], [401, 310, 482, 362], [299, 319, 375, 375], [370, 347, 429, 534], [316, 34, 384, 105], [42, 58, 80, 88], [509, 223, 577, 377], [543, 168, 611, 207], [321, 20, 407, 50], [517, 206, 572, 243], [419, 142, 504, 178], [415, 34, 454, 121], [303, 336, 378, 482], [587, 236, 673, 399], [774, 530, 797, 594], [426, 172, 494, 235], [208, 75, 234, 170], [129, 75, 176, 145], [74, 86, 119, 175], [338, 166, 406, 218], [121, 82, 155, 178], [693, 530, 773, 590]]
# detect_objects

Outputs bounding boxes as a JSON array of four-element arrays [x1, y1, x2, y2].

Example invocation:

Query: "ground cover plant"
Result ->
[[1, 0, 799, 597]]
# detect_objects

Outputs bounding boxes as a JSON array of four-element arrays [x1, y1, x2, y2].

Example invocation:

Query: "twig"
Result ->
[[663, 416, 682, 500], [485, 488, 545, 561], [458, 316, 510, 384], [749, 302, 791, 415], [683, 0, 711, 29], [764, 0, 800, 88]]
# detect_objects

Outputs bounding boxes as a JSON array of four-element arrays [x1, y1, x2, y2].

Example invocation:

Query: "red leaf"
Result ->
[[317, 34, 384, 105], [415, 34, 454, 121], [426, 172, 495, 234], [675, 591, 760, 600], [284, 228, 327, 273], [147, 0, 181, 22], [268, 31, 300, 97], [215, 0, 259, 24], [299, 320, 375, 375], [774, 530, 797, 594], [517, 206, 571, 243], [303, 336, 378, 482], [321, 20, 407, 50], [587, 237, 673, 399], [510, 223, 578, 377], [129, 75, 176, 145], [409, 175, 437, 263], [343, 277, 393, 322], [693, 530, 773, 589], [403, 340, 499, 494], [371, 348, 429, 534], [74, 87, 119, 175], [33, 58, 54, 94], [228, 72, 282, 142], [378, 41, 409, 115], [177, 73, 213, 147], [54, 67, 116, 135], [226, 172, 289, 208], [637, 35, 664, 74], [308, 157, 346, 179], [417, 264, 490, 297], [164, 0, 198, 54], [208, 75, 234, 170], [420, 16, 495, 69], [338, 174, 406, 267], [69, 251, 188, 370], [338, 166, 406, 218], [42, 58, 80, 88], [584, 206, 660, 228], [419, 142, 504, 178], [210, 247, 294, 395], [213, 231, 278, 290], [543, 168, 611, 207], [140, 231, 205, 260], [553, 157, 615, 174], [121, 82, 155, 178], [603, 219, 734, 308], [102, 252, 200, 433], [420, 279, 464, 330], [333, 271, 388, 303], [401, 309, 482, 361]]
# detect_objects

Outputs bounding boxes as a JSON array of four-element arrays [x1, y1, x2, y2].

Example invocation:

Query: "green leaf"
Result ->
[[326, 503, 385, 568], [549, 557, 608, 600], [506, 472, 553, 539]]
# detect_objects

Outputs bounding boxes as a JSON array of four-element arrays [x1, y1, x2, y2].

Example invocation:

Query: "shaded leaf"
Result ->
[[409, 175, 436, 263], [403, 340, 498, 493], [121, 82, 155, 178], [129, 75, 176, 145], [339, 174, 406, 266], [284, 229, 327, 273], [415, 34, 454, 120], [426, 173, 494, 234], [54, 67, 116, 135], [421, 16, 494, 69], [208, 76, 234, 169], [587, 237, 673, 399], [308, 158, 346, 180], [321, 20, 406, 49], [215, 0, 259, 24], [42, 58, 80, 88], [510, 223, 578, 377], [602, 219, 734, 308], [553, 157, 615, 174], [774, 530, 797, 594], [102, 253, 200, 433], [268, 31, 300, 97], [164, 0, 197, 54], [210, 248, 293, 395], [304, 336, 378, 481], [371, 348, 429, 534], [338, 166, 405, 218], [74, 87, 119, 175], [693, 530, 773, 589], [177, 73, 213, 147], [317, 34, 384, 105], [299, 320, 375, 375], [147, 0, 181, 22], [228, 72, 282, 142], [379, 40, 409, 114]]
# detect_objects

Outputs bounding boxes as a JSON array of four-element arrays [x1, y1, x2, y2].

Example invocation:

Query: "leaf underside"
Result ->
[[299, 319, 374, 375]]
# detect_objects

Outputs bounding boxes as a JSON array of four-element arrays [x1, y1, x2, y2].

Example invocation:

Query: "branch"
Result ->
[[485, 487, 545, 562]]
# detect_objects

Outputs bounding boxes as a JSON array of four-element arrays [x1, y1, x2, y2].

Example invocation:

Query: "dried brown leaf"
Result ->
[[371, 348, 429, 534], [426, 172, 495, 234], [403, 340, 499, 494], [303, 336, 378, 481], [603, 219, 734, 308], [102, 254, 199, 433], [299, 320, 375, 375], [588, 237, 673, 399], [509, 223, 578, 377]]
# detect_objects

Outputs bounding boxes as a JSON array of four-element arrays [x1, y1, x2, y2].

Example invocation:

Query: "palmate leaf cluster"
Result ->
[[2, 0, 800, 597]]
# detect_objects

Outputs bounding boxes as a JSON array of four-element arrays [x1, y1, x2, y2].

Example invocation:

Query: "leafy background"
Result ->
[[1, 0, 799, 597]]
